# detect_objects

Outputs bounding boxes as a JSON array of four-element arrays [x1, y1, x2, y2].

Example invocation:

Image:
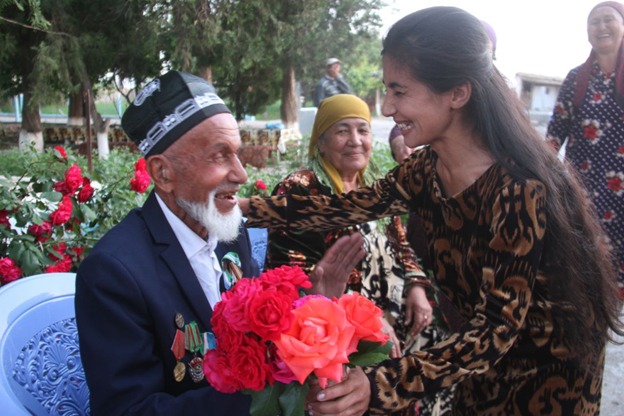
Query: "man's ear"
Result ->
[[450, 82, 472, 109], [146, 155, 174, 193]]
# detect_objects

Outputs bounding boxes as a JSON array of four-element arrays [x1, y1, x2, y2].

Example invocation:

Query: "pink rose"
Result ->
[[268, 344, 298, 384], [274, 297, 355, 388], [337, 292, 389, 353], [77, 178, 94, 203], [219, 278, 261, 332], [50, 196, 73, 226], [0, 257, 22, 284]]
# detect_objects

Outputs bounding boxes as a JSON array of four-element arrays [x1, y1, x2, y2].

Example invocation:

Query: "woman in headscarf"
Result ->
[[265, 94, 435, 367], [242, 7, 623, 415], [547, 1, 624, 295]]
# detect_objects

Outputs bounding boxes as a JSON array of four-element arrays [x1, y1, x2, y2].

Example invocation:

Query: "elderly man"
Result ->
[[75, 71, 258, 415], [75, 71, 363, 415], [313, 57, 353, 107]]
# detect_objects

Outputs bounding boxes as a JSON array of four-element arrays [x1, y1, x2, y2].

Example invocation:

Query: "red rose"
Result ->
[[130, 171, 151, 193], [50, 196, 73, 226], [247, 287, 295, 341], [54, 145, 68, 160], [0, 209, 10, 228], [229, 334, 271, 391], [219, 278, 261, 332], [45, 258, 72, 273], [53, 180, 73, 196], [0, 257, 22, 284], [134, 158, 147, 173], [256, 179, 267, 191], [48, 242, 67, 261], [211, 301, 245, 354], [28, 220, 52, 243], [64, 164, 83, 193], [258, 265, 312, 301], [78, 178, 94, 203], [203, 349, 241, 393]]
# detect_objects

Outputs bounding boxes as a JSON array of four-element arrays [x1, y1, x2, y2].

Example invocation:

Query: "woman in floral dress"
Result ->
[[547, 1, 624, 294]]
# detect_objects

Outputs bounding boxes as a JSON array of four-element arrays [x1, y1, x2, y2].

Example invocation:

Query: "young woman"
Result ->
[[241, 7, 623, 415]]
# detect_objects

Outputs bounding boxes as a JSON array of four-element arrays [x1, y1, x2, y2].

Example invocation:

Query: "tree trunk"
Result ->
[[18, 89, 43, 152], [280, 65, 299, 130], [67, 89, 85, 127], [198, 65, 212, 83], [81, 71, 110, 159]]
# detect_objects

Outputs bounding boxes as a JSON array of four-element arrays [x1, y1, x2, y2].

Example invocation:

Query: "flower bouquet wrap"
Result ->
[[203, 265, 392, 416]]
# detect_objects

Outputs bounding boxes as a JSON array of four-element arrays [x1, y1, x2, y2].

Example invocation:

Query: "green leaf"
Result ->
[[245, 383, 283, 416], [80, 204, 97, 221], [279, 381, 309, 416], [31, 215, 44, 226], [8, 243, 25, 262], [41, 191, 63, 202], [347, 340, 392, 367]]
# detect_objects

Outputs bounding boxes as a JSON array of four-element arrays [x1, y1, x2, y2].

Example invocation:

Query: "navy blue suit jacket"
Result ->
[[75, 192, 258, 415]]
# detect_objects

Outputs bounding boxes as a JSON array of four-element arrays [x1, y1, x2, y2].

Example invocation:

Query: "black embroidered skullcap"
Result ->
[[121, 71, 231, 157]]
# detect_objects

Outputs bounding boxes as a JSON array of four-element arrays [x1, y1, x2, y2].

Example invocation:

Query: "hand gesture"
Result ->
[[306, 233, 365, 299]]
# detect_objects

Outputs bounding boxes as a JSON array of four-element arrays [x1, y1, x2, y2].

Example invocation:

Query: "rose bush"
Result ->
[[0, 145, 152, 286]]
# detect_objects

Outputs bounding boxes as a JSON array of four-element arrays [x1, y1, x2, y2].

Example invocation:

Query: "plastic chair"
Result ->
[[0, 273, 90, 415], [247, 227, 268, 271]]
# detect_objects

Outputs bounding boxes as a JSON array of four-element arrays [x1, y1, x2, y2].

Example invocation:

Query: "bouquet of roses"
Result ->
[[203, 265, 392, 416]]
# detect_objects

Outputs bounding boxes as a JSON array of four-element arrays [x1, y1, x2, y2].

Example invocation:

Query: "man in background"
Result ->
[[314, 57, 352, 106]]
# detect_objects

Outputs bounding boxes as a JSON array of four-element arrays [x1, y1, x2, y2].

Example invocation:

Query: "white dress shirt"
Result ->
[[156, 194, 223, 308]]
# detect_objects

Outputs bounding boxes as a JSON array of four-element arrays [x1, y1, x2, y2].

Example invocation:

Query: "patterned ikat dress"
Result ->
[[247, 147, 605, 415], [547, 61, 624, 293]]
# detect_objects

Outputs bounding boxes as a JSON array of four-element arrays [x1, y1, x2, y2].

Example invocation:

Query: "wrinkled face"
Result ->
[[169, 114, 248, 217], [588, 6, 624, 55], [318, 118, 372, 176], [328, 62, 341, 78], [382, 56, 453, 149]]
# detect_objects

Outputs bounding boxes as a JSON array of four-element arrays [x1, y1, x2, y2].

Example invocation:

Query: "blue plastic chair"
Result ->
[[247, 227, 268, 271], [0, 273, 90, 415]]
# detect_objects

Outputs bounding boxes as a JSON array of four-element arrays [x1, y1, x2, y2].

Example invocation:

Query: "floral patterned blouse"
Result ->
[[247, 147, 604, 415], [547, 60, 624, 293], [264, 166, 427, 344]]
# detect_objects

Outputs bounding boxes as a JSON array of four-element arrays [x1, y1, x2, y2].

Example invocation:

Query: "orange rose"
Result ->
[[274, 297, 355, 388], [337, 292, 389, 353]]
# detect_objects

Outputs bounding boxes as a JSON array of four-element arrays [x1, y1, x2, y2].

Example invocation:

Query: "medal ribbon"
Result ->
[[185, 321, 203, 354], [171, 329, 185, 361]]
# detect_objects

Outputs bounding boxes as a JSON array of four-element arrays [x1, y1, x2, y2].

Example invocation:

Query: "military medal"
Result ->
[[188, 357, 205, 383], [171, 329, 186, 382], [173, 361, 186, 382], [174, 312, 185, 329]]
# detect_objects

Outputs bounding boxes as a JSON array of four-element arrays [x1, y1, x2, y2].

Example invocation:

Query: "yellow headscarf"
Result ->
[[308, 94, 372, 194]]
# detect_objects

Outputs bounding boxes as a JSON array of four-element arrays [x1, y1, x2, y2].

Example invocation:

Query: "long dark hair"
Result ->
[[382, 6, 623, 368]]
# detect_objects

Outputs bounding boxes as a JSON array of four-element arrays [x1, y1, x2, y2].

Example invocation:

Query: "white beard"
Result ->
[[176, 190, 242, 243]]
